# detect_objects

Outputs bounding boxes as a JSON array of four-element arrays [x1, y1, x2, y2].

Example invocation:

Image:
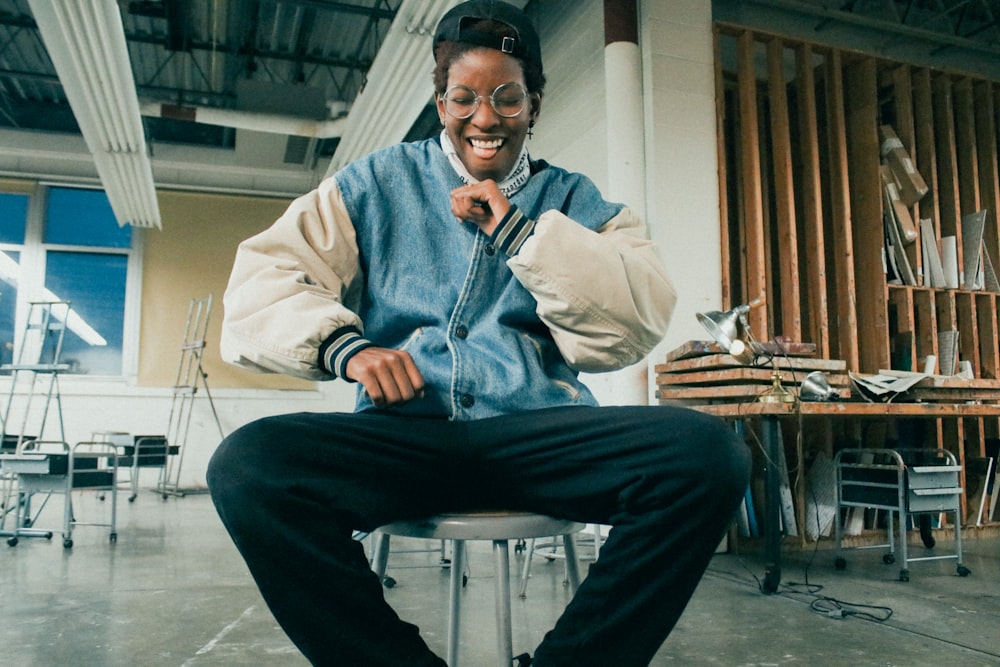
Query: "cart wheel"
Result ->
[[834, 557, 846, 570], [382, 576, 396, 588], [898, 569, 909, 582], [7, 536, 18, 547], [63, 538, 73, 549], [957, 565, 971, 577], [109, 532, 118, 543], [882, 553, 896, 565]]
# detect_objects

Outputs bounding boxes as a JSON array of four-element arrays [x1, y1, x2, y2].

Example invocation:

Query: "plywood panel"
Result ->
[[975, 293, 999, 380], [954, 78, 981, 215], [823, 50, 860, 370], [844, 57, 888, 373], [974, 82, 1000, 291], [794, 43, 830, 357], [714, 27, 734, 309], [737, 31, 770, 338], [933, 75, 962, 240], [766, 37, 802, 341]]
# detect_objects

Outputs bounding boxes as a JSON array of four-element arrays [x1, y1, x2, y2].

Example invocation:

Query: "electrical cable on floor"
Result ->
[[781, 476, 894, 623]]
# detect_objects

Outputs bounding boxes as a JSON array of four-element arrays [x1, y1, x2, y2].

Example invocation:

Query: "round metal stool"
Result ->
[[371, 511, 584, 667]]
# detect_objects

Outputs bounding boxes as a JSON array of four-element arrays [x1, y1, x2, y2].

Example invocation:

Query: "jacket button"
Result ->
[[459, 393, 475, 408], [484, 243, 496, 256], [455, 325, 469, 339]]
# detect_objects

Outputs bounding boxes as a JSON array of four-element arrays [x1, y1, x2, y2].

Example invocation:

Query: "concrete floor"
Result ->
[[1, 489, 999, 666]]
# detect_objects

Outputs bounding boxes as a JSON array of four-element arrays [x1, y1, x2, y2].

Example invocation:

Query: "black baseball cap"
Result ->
[[433, 0, 542, 71]]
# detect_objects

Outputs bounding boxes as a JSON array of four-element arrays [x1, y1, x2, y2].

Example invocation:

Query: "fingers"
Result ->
[[451, 181, 510, 235], [345, 347, 425, 407]]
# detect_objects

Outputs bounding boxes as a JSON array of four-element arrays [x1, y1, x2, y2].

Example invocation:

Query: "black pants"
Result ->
[[207, 405, 750, 666]]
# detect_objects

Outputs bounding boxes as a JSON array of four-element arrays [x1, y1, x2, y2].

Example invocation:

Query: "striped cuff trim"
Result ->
[[491, 205, 536, 256], [319, 327, 374, 380]]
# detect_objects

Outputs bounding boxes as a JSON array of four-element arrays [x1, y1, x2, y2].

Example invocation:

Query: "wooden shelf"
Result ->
[[708, 23, 1000, 529]]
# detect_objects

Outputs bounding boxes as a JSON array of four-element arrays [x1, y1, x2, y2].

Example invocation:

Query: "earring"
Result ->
[[528, 119, 535, 139]]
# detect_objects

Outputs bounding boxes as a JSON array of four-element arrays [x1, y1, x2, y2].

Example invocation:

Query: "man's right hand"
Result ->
[[344, 347, 425, 406]]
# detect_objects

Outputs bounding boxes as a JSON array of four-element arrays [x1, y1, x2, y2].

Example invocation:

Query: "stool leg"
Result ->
[[518, 538, 536, 598], [562, 533, 581, 593], [448, 540, 466, 667], [371, 532, 390, 582], [493, 539, 513, 667]]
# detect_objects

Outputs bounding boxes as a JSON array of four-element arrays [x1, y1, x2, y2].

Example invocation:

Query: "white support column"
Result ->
[[588, 0, 648, 405]]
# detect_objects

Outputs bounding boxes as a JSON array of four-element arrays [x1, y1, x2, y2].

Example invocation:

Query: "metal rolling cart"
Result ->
[[2, 439, 119, 548], [833, 447, 969, 581], [0, 301, 70, 543]]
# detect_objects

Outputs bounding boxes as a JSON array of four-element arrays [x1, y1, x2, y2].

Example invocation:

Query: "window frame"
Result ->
[[1, 183, 143, 383]]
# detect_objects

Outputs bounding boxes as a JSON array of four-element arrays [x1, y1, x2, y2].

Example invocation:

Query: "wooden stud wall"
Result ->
[[716, 24, 1000, 373], [715, 24, 1000, 517]]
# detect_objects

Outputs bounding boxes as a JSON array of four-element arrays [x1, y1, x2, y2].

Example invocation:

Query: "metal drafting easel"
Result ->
[[156, 295, 224, 498]]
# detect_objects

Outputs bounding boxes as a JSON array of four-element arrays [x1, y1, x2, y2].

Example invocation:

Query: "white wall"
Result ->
[[640, 0, 723, 374], [530, 0, 608, 189]]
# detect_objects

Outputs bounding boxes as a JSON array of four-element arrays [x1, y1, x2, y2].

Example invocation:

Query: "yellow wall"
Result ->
[[138, 189, 313, 390], [0, 179, 36, 194]]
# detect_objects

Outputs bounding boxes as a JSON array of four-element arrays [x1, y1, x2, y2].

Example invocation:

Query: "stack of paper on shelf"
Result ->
[[871, 367, 1000, 402]]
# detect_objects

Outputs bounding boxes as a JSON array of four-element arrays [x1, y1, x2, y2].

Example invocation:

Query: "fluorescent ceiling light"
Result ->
[[28, 0, 161, 229]]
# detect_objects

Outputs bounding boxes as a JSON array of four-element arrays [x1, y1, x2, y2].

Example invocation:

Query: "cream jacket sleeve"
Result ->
[[506, 206, 676, 373], [220, 178, 362, 380]]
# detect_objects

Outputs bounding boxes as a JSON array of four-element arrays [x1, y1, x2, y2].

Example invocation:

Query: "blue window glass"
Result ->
[[43, 251, 127, 375], [0, 193, 28, 244], [44, 187, 132, 248]]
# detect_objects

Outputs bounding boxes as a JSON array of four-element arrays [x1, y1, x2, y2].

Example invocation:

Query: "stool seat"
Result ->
[[378, 511, 584, 541], [372, 510, 584, 667]]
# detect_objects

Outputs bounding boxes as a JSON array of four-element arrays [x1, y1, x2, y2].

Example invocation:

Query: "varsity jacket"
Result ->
[[221, 137, 677, 420]]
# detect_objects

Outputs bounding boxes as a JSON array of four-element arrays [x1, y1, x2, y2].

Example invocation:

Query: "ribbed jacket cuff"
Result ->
[[491, 204, 536, 256], [319, 326, 374, 380]]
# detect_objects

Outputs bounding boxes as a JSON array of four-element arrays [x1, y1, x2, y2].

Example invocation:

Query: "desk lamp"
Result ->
[[696, 296, 796, 404]]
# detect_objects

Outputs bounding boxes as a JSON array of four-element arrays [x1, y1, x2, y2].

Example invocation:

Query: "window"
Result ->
[[0, 186, 137, 377]]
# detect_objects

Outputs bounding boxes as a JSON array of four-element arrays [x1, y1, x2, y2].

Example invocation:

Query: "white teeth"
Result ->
[[470, 138, 503, 149]]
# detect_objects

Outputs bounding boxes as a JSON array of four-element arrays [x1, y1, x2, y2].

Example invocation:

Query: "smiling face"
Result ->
[[436, 48, 540, 182]]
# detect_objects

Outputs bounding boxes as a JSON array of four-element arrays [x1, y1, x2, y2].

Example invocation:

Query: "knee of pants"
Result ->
[[708, 420, 752, 502], [206, 417, 276, 508], [681, 411, 752, 502]]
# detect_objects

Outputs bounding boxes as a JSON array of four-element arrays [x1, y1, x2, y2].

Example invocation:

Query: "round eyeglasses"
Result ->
[[440, 83, 530, 120]]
